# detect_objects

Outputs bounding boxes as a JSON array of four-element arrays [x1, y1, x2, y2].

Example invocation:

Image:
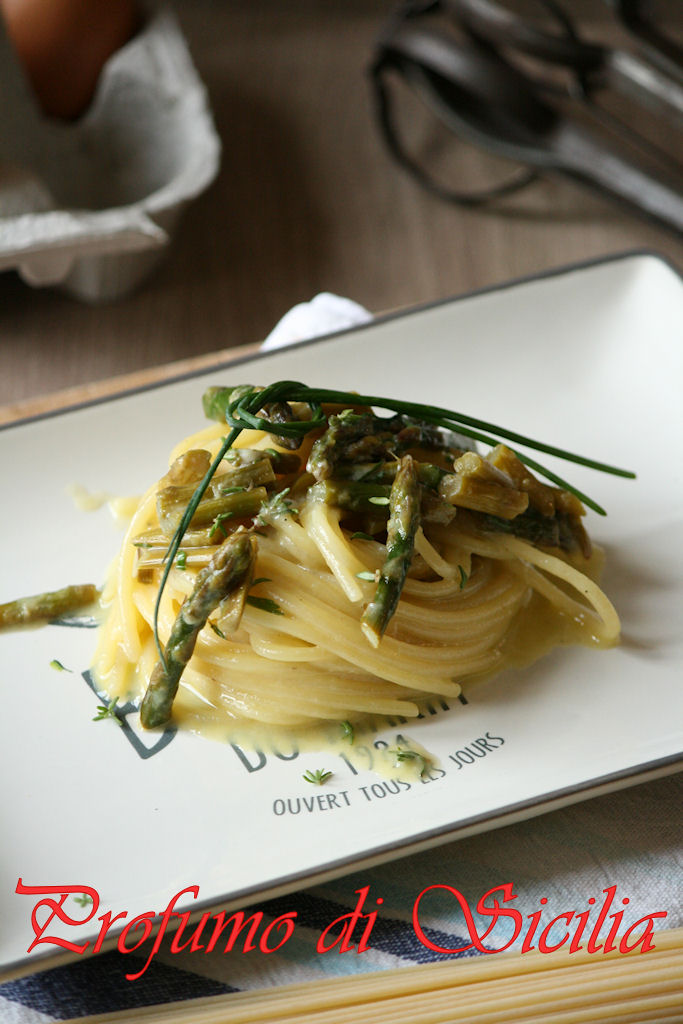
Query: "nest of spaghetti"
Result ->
[[94, 387, 620, 731]]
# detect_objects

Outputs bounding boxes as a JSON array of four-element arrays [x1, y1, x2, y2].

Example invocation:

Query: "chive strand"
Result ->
[[276, 386, 635, 480]]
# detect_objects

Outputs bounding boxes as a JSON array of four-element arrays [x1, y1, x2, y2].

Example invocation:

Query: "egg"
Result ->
[[0, 0, 139, 118]]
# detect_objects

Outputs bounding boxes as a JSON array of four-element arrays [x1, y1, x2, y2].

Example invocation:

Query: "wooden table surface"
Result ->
[[1, 0, 682, 416]]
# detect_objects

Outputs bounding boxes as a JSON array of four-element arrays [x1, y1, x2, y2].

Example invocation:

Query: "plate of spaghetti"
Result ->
[[1, 253, 682, 979], [94, 382, 621, 737]]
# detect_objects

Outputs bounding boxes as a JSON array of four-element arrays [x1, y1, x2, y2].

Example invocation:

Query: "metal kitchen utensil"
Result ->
[[602, 0, 683, 83], [444, 0, 683, 121], [371, 4, 683, 233]]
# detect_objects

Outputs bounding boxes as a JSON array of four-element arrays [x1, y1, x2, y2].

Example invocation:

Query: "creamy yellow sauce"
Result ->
[[67, 483, 140, 527], [67, 482, 113, 512], [95, 546, 615, 777], [502, 547, 614, 660]]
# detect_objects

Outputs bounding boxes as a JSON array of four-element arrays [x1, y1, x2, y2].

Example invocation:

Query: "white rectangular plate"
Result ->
[[1, 253, 682, 979]]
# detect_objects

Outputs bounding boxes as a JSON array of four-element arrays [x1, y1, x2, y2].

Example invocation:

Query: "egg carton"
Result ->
[[0, 5, 220, 302]]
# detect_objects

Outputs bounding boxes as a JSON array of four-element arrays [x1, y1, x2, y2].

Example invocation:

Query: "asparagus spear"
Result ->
[[488, 444, 585, 519], [136, 546, 221, 576], [221, 447, 301, 476], [0, 584, 99, 629], [157, 486, 268, 536], [439, 453, 529, 518], [308, 409, 474, 482], [202, 386, 301, 450], [134, 528, 223, 549], [160, 449, 211, 488], [307, 412, 393, 480], [361, 455, 420, 647], [140, 533, 256, 728], [309, 479, 392, 512], [334, 460, 447, 489], [481, 509, 591, 557], [260, 449, 302, 475], [258, 402, 302, 451], [310, 478, 454, 525], [158, 459, 276, 509], [202, 385, 253, 423], [393, 420, 469, 453]]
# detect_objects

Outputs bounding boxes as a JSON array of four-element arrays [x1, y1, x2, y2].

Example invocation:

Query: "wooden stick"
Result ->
[[0, 342, 260, 427]]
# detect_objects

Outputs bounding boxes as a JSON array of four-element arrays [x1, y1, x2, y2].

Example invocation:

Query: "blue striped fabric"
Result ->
[[2, 773, 680, 1022]]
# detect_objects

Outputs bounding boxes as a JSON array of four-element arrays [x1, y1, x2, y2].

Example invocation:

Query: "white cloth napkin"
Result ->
[[261, 292, 372, 350]]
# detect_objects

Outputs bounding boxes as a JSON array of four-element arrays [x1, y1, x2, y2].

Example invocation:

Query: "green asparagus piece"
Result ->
[[222, 448, 266, 466], [309, 479, 392, 512], [307, 412, 468, 483], [136, 546, 222, 574], [202, 385, 253, 423], [0, 584, 99, 630], [159, 460, 276, 508], [221, 447, 301, 476], [134, 527, 222, 549], [310, 477, 454, 526], [337, 456, 540, 519], [214, 568, 255, 634], [254, 488, 299, 527], [481, 508, 590, 556], [335, 460, 447, 489], [307, 413, 391, 480], [439, 472, 529, 518], [261, 449, 302, 475], [258, 401, 302, 451], [361, 455, 421, 646], [392, 420, 467, 453], [421, 490, 457, 525], [140, 533, 256, 728], [162, 449, 212, 488], [202, 386, 301, 450], [341, 433, 398, 465], [157, 486, 267, 536], [217, 460, 275, 491]]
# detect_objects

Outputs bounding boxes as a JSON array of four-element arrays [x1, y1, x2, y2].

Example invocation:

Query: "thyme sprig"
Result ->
[[303, 768, 333, 785], [93, 696, 123, 726], [389, 746, 428, 776], [341, 720, 355, 743], [152, 382, 635, 663], [254, 488, 299, 527], [246, 595, 284, 615]]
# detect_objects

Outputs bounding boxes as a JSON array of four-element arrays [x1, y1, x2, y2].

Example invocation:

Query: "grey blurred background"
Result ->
[[1, 0, 681, 407]]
